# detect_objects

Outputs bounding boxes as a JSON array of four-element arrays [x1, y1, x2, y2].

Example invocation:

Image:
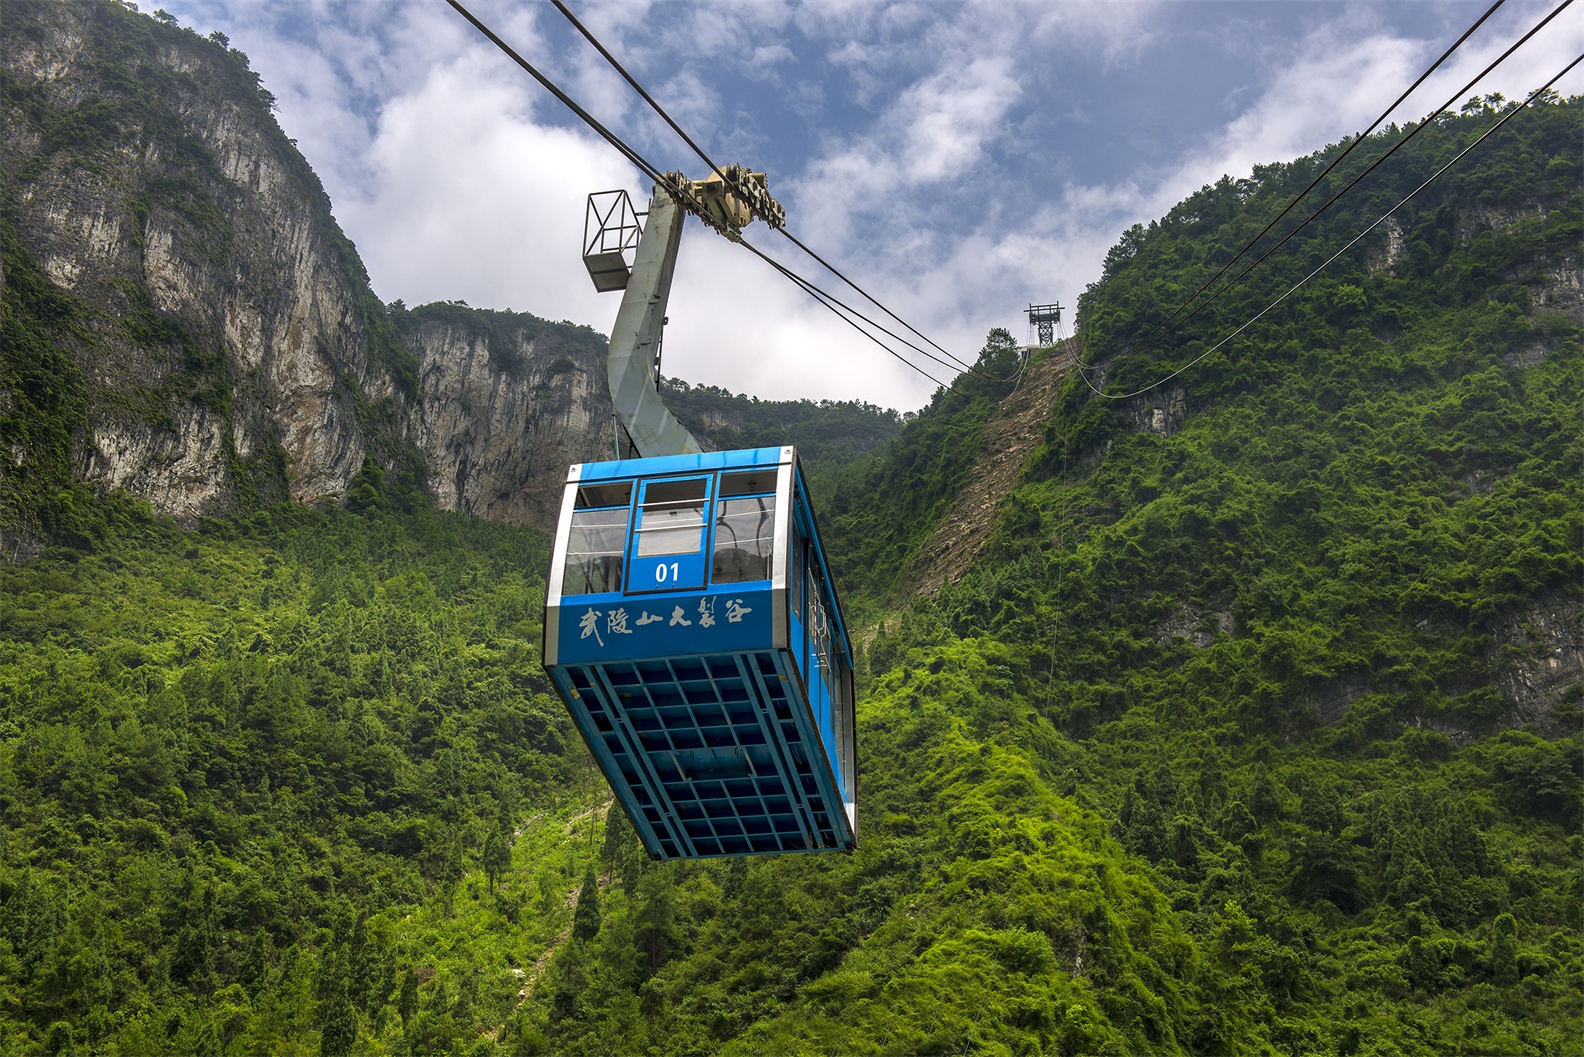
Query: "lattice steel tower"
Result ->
[[1027, 302, 1063, 346]]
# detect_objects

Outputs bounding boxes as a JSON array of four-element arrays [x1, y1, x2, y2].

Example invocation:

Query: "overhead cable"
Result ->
[[1089, 0, 1574, 376], [548, 0, 995, 380], [751, 249, 952, 389], [1079, 58, 1582, 402], [449, 0, 1009, 393], [445, 0, 663, 185], [449, 0, 962, 388], [1111, 0, 1507, 361], [548, 0, 734, 189]]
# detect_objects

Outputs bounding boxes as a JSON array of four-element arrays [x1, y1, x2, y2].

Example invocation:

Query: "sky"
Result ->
[[143, 0, 1581, 412]]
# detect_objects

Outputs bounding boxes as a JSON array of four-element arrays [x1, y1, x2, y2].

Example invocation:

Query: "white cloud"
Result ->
[[341, 52, 647, 324], [752, 44, 795, 67], [141, 0, 1583, 414]]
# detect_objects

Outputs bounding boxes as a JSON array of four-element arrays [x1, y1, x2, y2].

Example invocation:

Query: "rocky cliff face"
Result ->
[[396, 306, 616, 529], [2, 2, 383, 522], [0, 1, 619, 538]]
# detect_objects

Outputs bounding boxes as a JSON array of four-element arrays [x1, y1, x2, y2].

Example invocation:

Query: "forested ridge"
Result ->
[[1, 18, 1580, 1055]]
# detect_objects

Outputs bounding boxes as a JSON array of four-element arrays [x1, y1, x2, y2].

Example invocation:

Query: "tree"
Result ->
[[346, 457, 387, 514], [397, 968, 419, 1029], [318, 946, 358, 1057], [571, 865, 601, 943], [633, 871, 678, 976], [1490, 913, 1519, 987], [483, 814, 512, 893]]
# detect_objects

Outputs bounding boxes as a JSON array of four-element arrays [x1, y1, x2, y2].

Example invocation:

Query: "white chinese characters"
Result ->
[[574, 597, 755, 649]]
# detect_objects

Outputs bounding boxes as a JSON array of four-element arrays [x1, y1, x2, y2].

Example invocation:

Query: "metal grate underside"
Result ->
[[562, 651, 846, 858]]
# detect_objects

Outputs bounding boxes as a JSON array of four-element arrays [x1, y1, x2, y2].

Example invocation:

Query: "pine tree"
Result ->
[[571, 865, 601, 943], [1491, 913, 1519, 987], [397, 968, 419, 1029], [483, 814, 512, 893], [318, 946, 358, 1057]]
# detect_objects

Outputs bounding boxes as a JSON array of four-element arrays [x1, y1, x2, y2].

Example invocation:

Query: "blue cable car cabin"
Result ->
[[543, 445, 857, 859]]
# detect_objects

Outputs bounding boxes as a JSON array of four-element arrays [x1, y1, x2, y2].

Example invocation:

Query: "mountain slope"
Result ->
[[0, 7, 1579, 1053], [517, 94, 1581, 1055]]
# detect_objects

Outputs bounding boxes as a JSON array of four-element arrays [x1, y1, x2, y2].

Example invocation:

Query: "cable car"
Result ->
[[543, 445, 856, 858], [543, 173, 856, 857]]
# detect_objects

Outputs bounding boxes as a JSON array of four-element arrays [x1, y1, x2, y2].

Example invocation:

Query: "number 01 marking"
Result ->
[[654, 561, 680, 584]]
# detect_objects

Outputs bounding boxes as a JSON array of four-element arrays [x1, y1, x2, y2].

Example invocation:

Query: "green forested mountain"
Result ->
[[0, 14, 1579, 1054], [658, 378, 904, 467]]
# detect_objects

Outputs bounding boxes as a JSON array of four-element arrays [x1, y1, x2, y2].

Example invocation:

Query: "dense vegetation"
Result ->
[[513, 95, 1583, 1054], [863, 94, 1580, 1051], [1, 16, 1578, 1053], [660, 377, 904, 468], [0, 487, 613, 1054]]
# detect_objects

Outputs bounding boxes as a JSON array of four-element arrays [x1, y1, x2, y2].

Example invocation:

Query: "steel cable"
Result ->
[[1078, 59, 1582, 401], [547, 0, 1005, 380], [1086, 0, 1574, 379], [449, 0, 1003, 392], [1109, 0, 1510, 363]]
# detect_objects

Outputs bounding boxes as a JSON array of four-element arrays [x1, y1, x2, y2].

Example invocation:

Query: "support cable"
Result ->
[[1078, 59, 1581, 402], [549, 0, 734, 190], [763, 255, 952, 390], [734, 237, 978, 380], [548, 0, 987, 377], [445, 0, 665, 186], [1113, 0, 1508, 361], [449, 0, 1000, 391], [1088, 0, 1574, 377]]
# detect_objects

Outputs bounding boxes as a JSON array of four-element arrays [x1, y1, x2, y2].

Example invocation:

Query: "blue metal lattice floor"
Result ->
[[560, 652, 844, 858]]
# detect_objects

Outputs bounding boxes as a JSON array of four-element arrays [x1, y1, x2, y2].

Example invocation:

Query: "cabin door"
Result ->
[[627, 476, 712, 592]]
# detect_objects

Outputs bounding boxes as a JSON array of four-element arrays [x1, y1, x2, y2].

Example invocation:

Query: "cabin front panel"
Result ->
[[553, 586, 775, 665], [543, 446, 855, 859]]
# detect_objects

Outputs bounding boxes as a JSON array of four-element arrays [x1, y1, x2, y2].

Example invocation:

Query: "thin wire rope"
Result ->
[[733, 235, 988, 380], [549, 0, 733, 189], [548, 0, 986, 377], [1078, 59, 1581, 402], [746, 244, 952, 389], [445, 0, 665, 185], [448, 0, 968, 389], [1087, 0, 1575, 377], [1115, 0, 1508, 360]]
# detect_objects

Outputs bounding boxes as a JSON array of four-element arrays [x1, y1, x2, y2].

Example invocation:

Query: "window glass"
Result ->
[[562, 507, 629, 594], [719, 469, 775, 497], [808, 567, 832, 679], [712, 495, 776, 583], [635, 478, 707, 557], [576, 482, 631, 508]]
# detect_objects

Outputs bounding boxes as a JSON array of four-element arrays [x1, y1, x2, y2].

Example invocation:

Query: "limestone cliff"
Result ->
[[0, 1, 622, 539], [1, 3, 912, 549], [394, 303, 616, 529], [2, 1, 389, 525]]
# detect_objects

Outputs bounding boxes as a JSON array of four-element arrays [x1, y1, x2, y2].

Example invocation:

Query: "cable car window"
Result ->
[[634, 478, 708, 557], [563, 507, 629, 594], [576, 482, 632, 508], [718, 470, 775, 497], [808, 566, 832, 680], [712, 495, 775, 583], [791, 532, 805, 616]]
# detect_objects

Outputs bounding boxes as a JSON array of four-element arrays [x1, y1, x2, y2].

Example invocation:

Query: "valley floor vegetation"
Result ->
[[0, 70, 1578, 1057]]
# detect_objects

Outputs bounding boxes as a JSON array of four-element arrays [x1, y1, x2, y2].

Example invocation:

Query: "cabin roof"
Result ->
[[573, 445, 791, 482]]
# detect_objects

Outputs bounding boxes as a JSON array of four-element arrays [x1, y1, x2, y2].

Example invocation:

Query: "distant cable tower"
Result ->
[[1027, 302, 1063, 347]]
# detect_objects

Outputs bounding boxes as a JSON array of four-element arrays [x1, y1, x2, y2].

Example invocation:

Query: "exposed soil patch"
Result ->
[[909, 342, 1077, 596]]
